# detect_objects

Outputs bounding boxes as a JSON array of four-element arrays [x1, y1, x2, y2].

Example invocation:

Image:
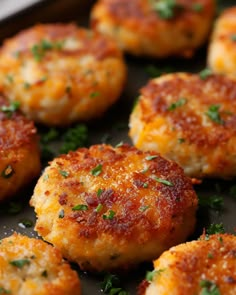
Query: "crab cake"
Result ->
[[91, 0, 215, 58], [208, 7, 236, 77], [0, 23, 126, 126], [30, 143, 197, 272], [129, 73, 236, 179], [0, 233, 81, 295], [0, 95, 40, 202], [142, 234, 236, 295]]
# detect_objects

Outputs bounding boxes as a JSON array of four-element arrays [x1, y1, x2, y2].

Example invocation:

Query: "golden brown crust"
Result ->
[[0, 233, 81, 295], [129, 73, 236, 178], [91, 0, 215, 57], [145, 234, 236, 295], [30, 144, 197, 272], [208, 6, 236, 76], [0, 23, 126, 125], [0, 95, 41, 201]]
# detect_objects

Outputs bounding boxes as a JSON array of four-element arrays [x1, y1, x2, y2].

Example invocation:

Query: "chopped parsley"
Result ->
[[115, 141, 124, 148], [97, 188, 103, 197], [23, 82, 31, 89], [58, 209, 65, 218], [145, 64, 174, 77], [139, 205, 150, 212], [146, 269, 165, 282], [41, 128, 59, 143], [103, 210, 115, 220], [9, 259, 30, 268], [145, 155, 158, 161], [1, 101, 20, 118], [207, 252, 213, 259], [6, 74, 14, 84], [206, 223, 225, 235], [72, 204, 88, 211], [59, 124, 88, 154], [1, 165, 14, 178], [90, 91, 100, 98], [0, 287, 11, 294], [143, 183, 149, 188], [154, 177, 173, 186], [206, 105, 224, 125], [167, 98, 187, 111], [199, 68, 213, 80], [95, 204, 103, 213], [199, 279, 220, 295], [91, 164, 103, 176], [198, 195, 223, 210], [178, 138, 185, 143], [101, 273, 128, 295], [230, 34, 236, 42], [18, 219, 33, 228], [31, 39, 64, 61], [59, 170, 69, 178], [192, 3, 203, 12], [152, 0, 183, 19]]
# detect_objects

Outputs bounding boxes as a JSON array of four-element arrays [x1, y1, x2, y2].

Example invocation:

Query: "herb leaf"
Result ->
[[206, 223, 225, 235], [145, 65, 174, 77], [206, 105, 224, 125], [199, 68, 213, 80], [91, 164, 103, 176], [154, 177, 173, 186], [0, 287, 11, 294], [72, 204, 88, 211], [198, 195, 223, 210], [59, 170, 69, 178], [103, 210, 116, 220], [146, 269, 165, 282], [10, 259, 30, 268], [152, 0, 182, 19], [199, 279, 220, 295], [167, 97, 187, 111], [1, 101, 20, 118]]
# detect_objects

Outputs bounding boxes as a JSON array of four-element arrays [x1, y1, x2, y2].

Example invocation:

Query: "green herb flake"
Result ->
[[206, 105, 224, 125], [101, 273, 128, 294], [207, 252, 214, 259], [23, 82, 31, 89], [97, 188, 103, 197], [143, 183, 149, 188], [199, 279, 220, 295], [91, 164, 103, 176], [59, 170, 69, 178], [9, 259, 30, 269], [115, 141, 124, 148], [152, 0, 182, 20], [72, 204, 88, 211], [145, 65, 174, 78], [198, 195, 223, 211], [95, 204, 103, 213], [41, 128, 59, 143], [59, 124, 88, 154], [31, 39, 63, 61], [192, 3, 203, 12], [146, 269, 165, 282], [58, 209, 65, 218], [206, 223, 225, 235], [41, 270, 48, 277], [103, 210, 116, 220], [199, 68, 213, 80], [139, 205, 150, 212], [154, 177, 173, 186], [178, 138, 185, 143], [6, 75, 14, 84], [167, 98, 187, 111], [43, 174, 49, 181], [1, 165, 14, 179], [65, 85, 71, 94], [1, 101, 20, 118], [145, 155, 158, 161], [230, 34, 236, 42], [0, 287, 11, 294], [90, 91, 100, 98]]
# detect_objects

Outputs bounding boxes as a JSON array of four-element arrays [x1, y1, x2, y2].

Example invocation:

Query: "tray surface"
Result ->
[[0, 1, 236, 294]]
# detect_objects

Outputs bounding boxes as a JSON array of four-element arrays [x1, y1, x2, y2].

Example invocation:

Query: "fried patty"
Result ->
[[208, 6, 236, 77], [30, 143, 197, 272], [91, 0, 215, 57], [129, 73, 236, 179], [0, 233, 81, 295], [0, 23, 126, 126], [0, 95, 41, 201], [143, 234, 236, 295]]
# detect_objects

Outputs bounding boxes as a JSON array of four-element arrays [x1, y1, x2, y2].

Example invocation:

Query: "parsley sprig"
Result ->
[[152, 0, 183, 19], [206, 105, 224, 125]]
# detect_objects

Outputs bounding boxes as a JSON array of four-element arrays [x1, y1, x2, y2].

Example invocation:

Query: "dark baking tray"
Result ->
[[0, 1, 235, 294]]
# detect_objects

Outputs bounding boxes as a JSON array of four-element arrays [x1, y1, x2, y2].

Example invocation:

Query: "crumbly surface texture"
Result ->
[[144, 234, 236, 295], [129, 73, 236, 179], [30, 143, 197, 272], [208, 6, 236, 77], [0, 23, 126, 126], [0, 95, 41, 201], [0, 233, 81, 295], [91, 0, 215, 57]]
